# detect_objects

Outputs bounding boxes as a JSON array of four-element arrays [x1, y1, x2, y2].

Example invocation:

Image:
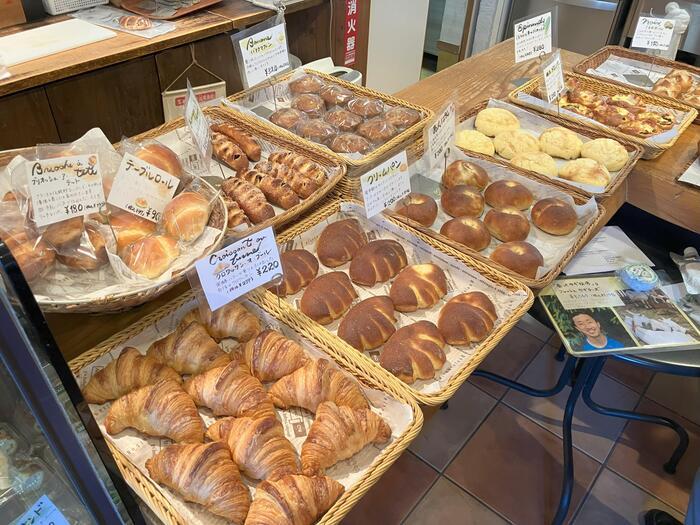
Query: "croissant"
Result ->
[[83, 347, 181, 404], [146, 442, 251, 524], [238, 169, 300, 209], [147, 321, 230, 375], [267, 151, 327, 187], [206, 416, 298, 481], [104, 380, 204, 443], [243, 330, 310, 382], [184, 362, 276, 419], [181, 302, 261, 342], [268, 359, 369, 413], [221, 177, 275, 224], [244, 474, 344, 525], [301, 402, 391, 476]]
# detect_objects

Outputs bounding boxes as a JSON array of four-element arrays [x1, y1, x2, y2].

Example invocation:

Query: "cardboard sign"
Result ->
[[162, 81, 226, 121], [238, 22, 290, 88], [108, 153, 179, 222], [196, 226, 282, 311], [360, 150, 411, 218], [632, 17, 675, 50], [427, 103, 456, 171], [184, 80, 211, 170], [542, 51, 565, 103], [514, 12, 552, 63], [16, 495, 69, 525], [27, 154, 105, 227]]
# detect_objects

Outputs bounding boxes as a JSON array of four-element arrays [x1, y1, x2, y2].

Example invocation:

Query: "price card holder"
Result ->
[[359, 150, 411, 218], [185, 79, 212, 173], [424, 101, 456, 173]]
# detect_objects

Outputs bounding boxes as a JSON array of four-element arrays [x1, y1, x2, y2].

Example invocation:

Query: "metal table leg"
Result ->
[[471, 355, 577, 397]]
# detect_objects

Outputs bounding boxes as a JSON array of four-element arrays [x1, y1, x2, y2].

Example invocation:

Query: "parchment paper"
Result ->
[[586, 56, 700, 94]]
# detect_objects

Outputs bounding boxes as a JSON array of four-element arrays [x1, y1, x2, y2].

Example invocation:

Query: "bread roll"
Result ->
[[440, 217, 491, 251], [6, 232, 55, 282], [455, 129, 495, 156], [269, 249, 319, 297], [296, 119, 338, 144], [270, 108, 307, 130], [384, 107, 421, 129], [380, 321, 446, 384], [559, 158, 610, 187], [56, 224, 108, 271], [441, 160, 489, 190], [289, 74, 326, 94], [122, 235, 180, 279], [324, 109, 363, 132], [221, 177, 275, 224], [162, 192, 209, 242], [300, 271, 358, 325], [440, 185, 484, 218], [357, 118, 398, 143], [437, 292, 497, 345], [347, 97, 384, 117], [580, 138, 628, 172], [483, 180, 533, 211], [394, 193, 438, 227], [490, 241, 543, 279], [511, 152, 558, 178], [474, 108, 520, 137], [389, 264, 447, 312], [111, 213, 157, 253], [238, 169, 300, 210], [316, 219, 367, 268], [337, 296, 396, 350], [135, 143, 183, 178], [484, 208, 530, 242], [349, 239, 407, 286], [329, 133, 372, 154], [210, 124, 261, 162], [538, 127, 583, 160], [291, 94, 326, 118], [212, 132, 249, 174], [319, 84, 353, 106], [493, 130, 540, 160], [42, 216, 84, 248], [530, 198, 577, 236]]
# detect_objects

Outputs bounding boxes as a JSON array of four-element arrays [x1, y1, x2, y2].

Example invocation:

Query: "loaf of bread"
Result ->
[[483, 180, 533, 211], [441, 160, 489, 190], [211, 123, 261, 162], [531, 198, 577, 236], [221, 177, 275, 224], [111, 212, 157, 254], [348, 239, 407, 286], [135, 143, 183, 178], [337, 296, 396, 351], [122, 235, 180, 279], [389, 263, 447, 312], [490, 241, 543, 279], [238, 169, 300, 210], [316, 218, 367, 268], [211, 132, 249, 174], [437, 292, 497, 345], [484, 208, 530, 242], [440, 185, 484, 218], [162, 192, 209, 242], [439, 217, 491, 251], [300, 271, 358, 324], [394, 193, 438, 227], [380, 321, 446, 384], [269, 249, 319, 297]]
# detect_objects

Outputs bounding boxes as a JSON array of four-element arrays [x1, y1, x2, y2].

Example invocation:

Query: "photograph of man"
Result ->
[[572, 312, 627, 351]]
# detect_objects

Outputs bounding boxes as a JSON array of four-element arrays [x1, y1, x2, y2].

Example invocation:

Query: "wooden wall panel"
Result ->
[[286, 2, 332, 65], [0, 87, 60, 149]]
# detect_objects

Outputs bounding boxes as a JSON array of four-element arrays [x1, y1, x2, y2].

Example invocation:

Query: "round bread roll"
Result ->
[[455, 129, 495, 156], [531, 198, 578, 236], [538, 127, 583, 160], [394, 193, 438, 227], [300, 271, 358, 325], [319, 84, 353, 106], [580, 138, 628, 171], [490, 241, 543, 279], [474, 107, 520, 137], [111, 212, 157, 254], [162, 191, 209, 242], [329, 133, 372, 154], [337, 296, 396, 351], [316, 218, 367, 268], [439, 217, 491, 251], [441, 160, 489, 190], [484, 180, 534, 211], [56, 224, 108, 271], [389, 263, 448, 312], [440, 185, 484, 218], [135, 143, 183, 178], [289, 74, 325, 95], [324, 109, 362, 131], [511, 151, 558, 178], [437, 292, 497, 345], [270, 108, 307, 130], [347, 97, 385, 117], [122, 235, 180, 279], [484, 208, 530, 242], [357, 118, 398, 143], [384, 107, 421, 129], [296, 119, 338, 144], [291, 94, 326, 118], [559, 158, 610, 187], [493, 130, 540, 160], [349, 239, 407, 286]]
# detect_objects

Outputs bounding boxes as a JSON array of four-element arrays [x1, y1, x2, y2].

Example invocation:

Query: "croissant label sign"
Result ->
[[360, 150, 410, 218], [196, 226, 282, 311]]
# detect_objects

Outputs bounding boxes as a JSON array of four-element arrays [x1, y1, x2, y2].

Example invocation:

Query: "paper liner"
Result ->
[[586, 55, 700, 94]]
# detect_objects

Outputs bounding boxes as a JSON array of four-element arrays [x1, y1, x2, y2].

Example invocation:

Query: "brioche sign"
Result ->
[[514, 12, 552, 63]]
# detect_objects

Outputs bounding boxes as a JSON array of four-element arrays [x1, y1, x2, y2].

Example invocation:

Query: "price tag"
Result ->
[[17, 495, 70, 525], [632, 17, 675, 50], [238, 22, 290, 88], [542, 51, 565, 103], [514, 12, 552, 63], [360, 150, 411, 218], [107, 153, 179, 223], [185, 80, 211, 169], [27, 154, 105, 228], [427, 103, 456, 171], [195, 226, 281, 311]]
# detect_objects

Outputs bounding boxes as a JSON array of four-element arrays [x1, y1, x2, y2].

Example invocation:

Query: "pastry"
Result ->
[[110, 212, 157, 253], [567, 86, 601, 108], [348, 239, 407, 286], [118, 15, 152, 31], [511, 151, 558, 178], [212, 132, 249, 174], [211, 124, 261, 162], [493, 130, 540, 160], [538, 127, 583, 160], [162, 191, 209, 242], [384, 106, 421, 129], [394, 193, 438, 227], [181, 301, 260, 342], [238, 169, 300, 210], [299, 271, 358, 324], [439, 217, 491, 251], [455, 129, 495, 156], [319, 84, 354, 106], [666, 70, 693, 91], [270, 108, 307, 130], [324, 108, 363, 131], [634, 110, 675, 130], [289, 74, 326, 94], [559, 158, 610, 187], [652, 78, 682, 99], [490, 241, 543, 279], [42, 216, 83, 248], [269, 249, 319, 297], [221, 177, 275, 224], [617, 118, 660, 138], [330, 133, 372, 154], [291, 94, 326, 118], [531, 198, 577, 236], [347, 96, 385, 117], [560, 101, 594, 118], [608, 93, 643, 111], [296, 119, 337, 143], [4, 232, 55, 282], [593, 104, 635, 127], [474, 107, 520, 137], [255, 161, 319, 198], [441, 160, 489, 190], [440, 185, 484, 218], [215, 196, 249, 229], [134, 143, 183, 178], [316, 218, 367, 267], [580, 138, 628, 171], [56, 224, 108, 270], [267, 152, 327, 187], [380, 321, 446, 384], [483, 180, 533, 211], [243, 329, 309, 382], [357, 117, 398, 143], [389, 263, 447, 312], [484, 208, 530, 242], [121, 235, 180, 279], [337, 296, 397, 351], [437, 292, 497, 345]]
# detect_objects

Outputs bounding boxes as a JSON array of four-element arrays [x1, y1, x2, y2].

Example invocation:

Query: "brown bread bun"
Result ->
[[299, 271, 358, 325], [316, 218, 367, 268], [122, 235, 180, 279], [384, 107, 421, 129], [356, 118, 398, 143], [484, 208, 530, 242], [531, 198, 577, 236], [270, 108, 307, 130], [269, 249, 319, 297], [483, 180, 534, 211], [162, 191, 209, 242], [490, 241, 543, 279], [135, 143, 183, 178], [329, 133, 372, 154], [324, 109, 363, 132], [440, 185, 484, 218], [42, 216, 84, 248], [296, 119, 337, 144], [347, 97, 385, 117], [319, 84, 353, 106], [111, 212, 157, 254], [291, 94, 326, 118], [437, 292, 497, 345], [441, 160, 489, 190], [56, 224, 108, 271], [394, 193, 438, 227], [337, 296, 396, 351], [389, 263, 447, 312], [349, 239, 407, 286], [5, 231, 55, 282], [380, 321, 446, 384], [439, 217, 491, 251], [289, 74, 325, 94]]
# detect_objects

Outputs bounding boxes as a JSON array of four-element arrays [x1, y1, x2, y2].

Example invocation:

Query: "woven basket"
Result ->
[[574, 46, 700, 124], [223, 69, 433, 175], [508, 72, 698, 159], [259, 197, 534, 406], [69, 290, 424, 525]]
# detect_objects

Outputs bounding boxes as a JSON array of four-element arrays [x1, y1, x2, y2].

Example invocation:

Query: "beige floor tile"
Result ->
[[645, 373, 700, 426]]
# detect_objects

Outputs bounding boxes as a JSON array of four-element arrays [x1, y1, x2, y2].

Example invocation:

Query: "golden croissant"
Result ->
[[206, 416, 298, 481], [184, 362, 275, 419], [147, 320, 230, 375], [301, 402, 391, 476], [268, 359, 369, 413], [82, 347, 181, 404], [244, 474, 344, 525], [244, 329, 309, 382], [181, 301, 261, 342], [146, 442, 250, 524], [104, 380, 204, 443]]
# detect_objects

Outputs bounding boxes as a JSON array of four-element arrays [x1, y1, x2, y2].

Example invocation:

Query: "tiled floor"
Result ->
[[341, 314, 700, 525]]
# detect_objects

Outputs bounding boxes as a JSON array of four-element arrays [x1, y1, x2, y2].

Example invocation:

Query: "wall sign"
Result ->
[[344, 0, 359, 66], [360, 150, 411, 218], [514, 12, 552, 63]]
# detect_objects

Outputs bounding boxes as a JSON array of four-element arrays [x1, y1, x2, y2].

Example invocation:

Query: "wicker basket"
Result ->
[[69, 290, 424, 525], [574, 46, 700, 124], [259, 197, 534, 406], [508, 72, 698, 159], [223, 69, 433, 175]]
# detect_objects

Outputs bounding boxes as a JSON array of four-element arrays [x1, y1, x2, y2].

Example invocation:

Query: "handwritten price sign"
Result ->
[[238, 23, 290, 88], [360, 150, 411, 218], [542, 51, 565, 103], [514, 12, 552, 63], [17, 495, 70, 525], [185, 80, 211, 171], [427, 102, 456, 172], [632, 17, 675, 50], [196, 226, 281, 311]]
